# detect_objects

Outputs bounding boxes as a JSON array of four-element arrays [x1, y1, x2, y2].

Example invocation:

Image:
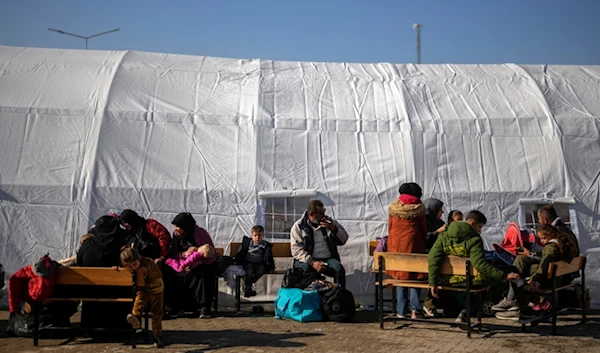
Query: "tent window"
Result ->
[[262, 196, 311, 240], [518, 200, 578, 236]]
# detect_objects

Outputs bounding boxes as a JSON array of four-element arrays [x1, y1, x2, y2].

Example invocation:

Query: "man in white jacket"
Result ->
[[290, 200, 349, 287]]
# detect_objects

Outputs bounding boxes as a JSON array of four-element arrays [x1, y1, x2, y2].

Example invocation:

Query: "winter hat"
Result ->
[[398, 182, 423, 199], [33, 254, 58, 277]]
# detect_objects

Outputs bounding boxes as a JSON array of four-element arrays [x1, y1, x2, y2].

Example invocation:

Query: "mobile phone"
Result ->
[[516, 246, 524, 253]]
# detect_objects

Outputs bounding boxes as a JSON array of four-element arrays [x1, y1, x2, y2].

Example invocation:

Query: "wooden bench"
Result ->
[[521, 256, 587, 335], [212, 247, 224, 312], [369, 240, 396, 311], [229, 242, 292, 312], [374, 252, 488, 338], [33, 267, 146, 348]]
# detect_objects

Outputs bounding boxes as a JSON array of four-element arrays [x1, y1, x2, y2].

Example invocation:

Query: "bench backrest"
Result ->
[[373, 252, 479, 277], [229, 242, 292, 258], [215, 248, 224, 257], [548, 256, 586, 279], [369, 240, 378, 256], [53, 267, 145, 287]]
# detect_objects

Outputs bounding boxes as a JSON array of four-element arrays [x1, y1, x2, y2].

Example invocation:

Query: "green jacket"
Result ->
[[428, 221, 506, 286], [532, 241, 562, 283]]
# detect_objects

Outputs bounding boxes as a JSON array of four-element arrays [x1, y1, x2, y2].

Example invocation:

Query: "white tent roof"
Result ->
[[0, 45, 599, 305]]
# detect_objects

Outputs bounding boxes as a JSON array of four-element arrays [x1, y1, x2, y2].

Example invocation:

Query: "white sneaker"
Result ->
[[491, 298, 519, 312], [423, 306, 435, 317], [395, 313, 406, 319], [126, 314, 141, 329], [495, 310, 520, 321]]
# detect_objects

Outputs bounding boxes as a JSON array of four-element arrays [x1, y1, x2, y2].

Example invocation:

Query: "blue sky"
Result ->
[[1, 0, 598, 64]]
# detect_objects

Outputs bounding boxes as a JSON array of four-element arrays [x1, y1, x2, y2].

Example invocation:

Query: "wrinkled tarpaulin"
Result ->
[[0, 45, 598, 306]]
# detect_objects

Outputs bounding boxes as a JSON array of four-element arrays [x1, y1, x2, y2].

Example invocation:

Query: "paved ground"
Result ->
[[0, 309, 598, 353]]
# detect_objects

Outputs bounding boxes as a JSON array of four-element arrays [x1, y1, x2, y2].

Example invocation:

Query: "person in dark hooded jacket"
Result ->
[[77, 216, 126, 267], [423, 198, 447, 253], [164, 212, 216, 319]]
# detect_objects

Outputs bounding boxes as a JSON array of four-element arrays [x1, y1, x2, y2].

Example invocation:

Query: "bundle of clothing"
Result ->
[[8, 254, 59, 313]]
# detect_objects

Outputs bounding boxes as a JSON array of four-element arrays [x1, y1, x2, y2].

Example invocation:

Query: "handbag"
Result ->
[[128, 230, 161, 259], [274, 288, 322, 323]]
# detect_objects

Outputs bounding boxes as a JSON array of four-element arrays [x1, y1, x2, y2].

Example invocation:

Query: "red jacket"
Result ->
[[146, 218, 172, 258], [387, 200, 428, 280], [8, 265, 56, 313]]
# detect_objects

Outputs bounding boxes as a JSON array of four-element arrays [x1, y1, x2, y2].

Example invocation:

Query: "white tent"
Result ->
[[0, 45, 599, 307]]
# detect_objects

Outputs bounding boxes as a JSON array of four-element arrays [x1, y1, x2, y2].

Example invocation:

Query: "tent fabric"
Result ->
[[0, 45, 599, 306]]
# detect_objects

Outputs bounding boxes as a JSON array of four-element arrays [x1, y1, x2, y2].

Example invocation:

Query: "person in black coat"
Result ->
[[423, 198, 446, 253]]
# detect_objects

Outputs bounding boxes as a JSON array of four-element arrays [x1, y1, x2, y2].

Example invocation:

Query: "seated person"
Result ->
[[165, 244, 216, 273], [428, 210, 520, 323], [57, 234, 94, 266], [290, 200, 349, 287], [234, 225, 275, 297], [493, 224, 577, 320]]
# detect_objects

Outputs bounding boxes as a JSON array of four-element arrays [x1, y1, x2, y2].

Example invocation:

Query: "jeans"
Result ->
[[244, 263, 266, 286], [294, 258, 346, 288], [397, 287, 421, 314]]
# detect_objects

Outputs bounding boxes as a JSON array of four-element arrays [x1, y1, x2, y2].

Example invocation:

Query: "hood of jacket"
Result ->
[[444, 221, 479, 242], [389, 200, 425, 219]]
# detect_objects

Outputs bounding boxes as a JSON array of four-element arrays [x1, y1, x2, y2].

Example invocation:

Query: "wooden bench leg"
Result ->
[[581, 263, 587, 324], [235, 275, 241, 312], [477, 292, 482, 334], [145, 310, 150, 344], [378, 258, 384, 330], [132, 327, 136, 349], [33, 310, 39, 346]]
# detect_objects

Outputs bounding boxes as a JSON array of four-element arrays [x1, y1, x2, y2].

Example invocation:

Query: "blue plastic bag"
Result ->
[[274, 288, 322, 323]]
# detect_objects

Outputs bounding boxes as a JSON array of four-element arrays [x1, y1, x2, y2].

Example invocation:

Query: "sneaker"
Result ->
[[126, 314, 141, 329], [422, 306, 436, 318], [455, 309, 467, 324], [395, 313, 406, 319], [491, 298, 519, 312], [531, 300, 551, 312], [411, 310, 422, 319], [199, 307, 212, 319], [244, 287, 257, 298], [495, 310, 520, 321], [153, 335, 165, 348]]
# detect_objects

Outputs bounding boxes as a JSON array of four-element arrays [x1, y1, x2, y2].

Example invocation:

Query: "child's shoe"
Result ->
[[126, 314, 141, 329], [455, 309, 467, 324], [531, 300, 551, 312], [411, 310, 422, 319], [198, 307, 212, 319], [153, 335, 165, 348], [395, 312, 406, 319], [422, 306, 436, 318]]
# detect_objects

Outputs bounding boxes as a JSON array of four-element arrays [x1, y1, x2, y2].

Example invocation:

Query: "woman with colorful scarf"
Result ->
[[387, 182, 428, 319]]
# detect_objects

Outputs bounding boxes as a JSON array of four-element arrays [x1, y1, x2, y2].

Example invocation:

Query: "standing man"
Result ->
[[290, 200, 349, 287]]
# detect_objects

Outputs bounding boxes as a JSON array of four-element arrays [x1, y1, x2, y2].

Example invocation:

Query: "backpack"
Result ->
[[128, 230, 161, 259], [320, 286, 356, 322], [274, 288, 323, 323]]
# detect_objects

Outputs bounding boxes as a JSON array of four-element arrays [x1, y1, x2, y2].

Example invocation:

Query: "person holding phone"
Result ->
[[290, 200, 349, 287]]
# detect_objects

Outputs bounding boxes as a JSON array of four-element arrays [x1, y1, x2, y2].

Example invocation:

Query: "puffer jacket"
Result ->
[[428, 221, 505, 286]]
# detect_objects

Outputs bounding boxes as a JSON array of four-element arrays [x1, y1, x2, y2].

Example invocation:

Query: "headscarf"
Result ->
[[423, 198, 444, 217], [79, 215, 125, 267], [172, 212, 198, 251], [119, 209, 145, 230], [398, 182, 423, 204]]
